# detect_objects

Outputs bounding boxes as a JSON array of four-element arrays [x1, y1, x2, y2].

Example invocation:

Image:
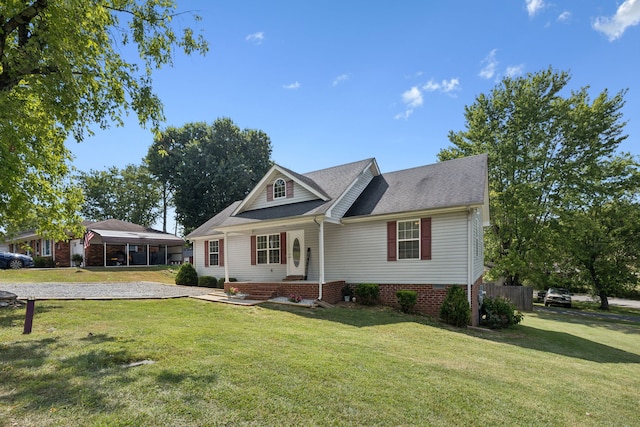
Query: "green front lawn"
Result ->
[[1, 299, 638, 426], [0, 266, 178, 284]]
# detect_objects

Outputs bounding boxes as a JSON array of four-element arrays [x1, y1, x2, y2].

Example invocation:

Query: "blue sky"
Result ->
[[68, 0, 640, 178]]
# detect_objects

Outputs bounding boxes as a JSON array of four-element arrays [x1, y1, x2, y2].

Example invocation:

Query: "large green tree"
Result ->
[[147, 118, 273, 234], [439, 68, 634, 289], [77, 164, 162, 227], [551, 157, 640, 309], [0, 0, 207, 241]]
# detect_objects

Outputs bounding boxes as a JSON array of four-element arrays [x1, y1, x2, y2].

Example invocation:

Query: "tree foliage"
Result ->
[[76, 164, 162, 227], [439, 68, 636, 297], [147, 118, 273, 234], [0, 0, 207, 241]]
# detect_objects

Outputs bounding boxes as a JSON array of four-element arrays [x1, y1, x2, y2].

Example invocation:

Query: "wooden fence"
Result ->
[[483, 283, 533, 311]]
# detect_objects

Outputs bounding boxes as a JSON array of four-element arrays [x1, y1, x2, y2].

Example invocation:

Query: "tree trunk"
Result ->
[[599, 291, 609, 310]]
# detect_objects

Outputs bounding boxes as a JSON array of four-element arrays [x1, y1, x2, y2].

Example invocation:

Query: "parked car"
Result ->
[[0, 252, 35, 269], [544, 287, 572, 308], [536, 290, 546, 303]]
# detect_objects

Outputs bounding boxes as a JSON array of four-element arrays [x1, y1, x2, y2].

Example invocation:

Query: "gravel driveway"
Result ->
[[0, 282, 212, 300]]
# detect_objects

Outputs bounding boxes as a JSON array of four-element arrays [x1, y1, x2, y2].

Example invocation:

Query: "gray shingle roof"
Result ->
[[187, 154, 487, 239], [345, 154, 488, 217]]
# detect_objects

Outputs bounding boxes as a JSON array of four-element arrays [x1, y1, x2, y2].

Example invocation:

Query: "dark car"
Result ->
[[0, 252, 35, 269], [544, 287, 572, 308]]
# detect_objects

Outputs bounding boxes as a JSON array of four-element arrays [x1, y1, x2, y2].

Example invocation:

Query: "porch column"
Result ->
[[223, 232, 229, 282], [126, 243, 130, 266], [146, 244, 150, 265], [164, 245, 168, 264], [103, 242, 107, 267], [318, 220, 325, 300]]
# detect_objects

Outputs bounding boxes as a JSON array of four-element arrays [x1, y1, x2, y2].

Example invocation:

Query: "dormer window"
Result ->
[[273, 178, 286, 199]]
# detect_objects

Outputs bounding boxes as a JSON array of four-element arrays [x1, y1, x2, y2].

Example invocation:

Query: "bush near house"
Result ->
[[354, 283, 380, 306], [480, 296, 524, 329], [175, 263, 198, 286], [198, 276, 217, 287], [396, 290, 418, 313], [439, 286, 471, 327], [33, 256, 56, 268]]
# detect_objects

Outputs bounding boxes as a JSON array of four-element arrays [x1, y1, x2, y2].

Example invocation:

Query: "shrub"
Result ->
[[341, 284, 352, 297], [198, 276, 217, 287], [33, 256, 55, 268], [354, 283, 379, 305], [480, 296, 524, 329], [439, 286, 471, 327], [175, 263, 198, 286], [396, 290, 418, 313]]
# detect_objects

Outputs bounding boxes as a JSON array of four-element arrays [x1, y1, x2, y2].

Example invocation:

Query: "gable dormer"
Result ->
[[233, 165, 329, 215]]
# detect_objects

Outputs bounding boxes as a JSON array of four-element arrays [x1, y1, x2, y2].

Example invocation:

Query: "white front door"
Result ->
[[287, 230, 305, 277]]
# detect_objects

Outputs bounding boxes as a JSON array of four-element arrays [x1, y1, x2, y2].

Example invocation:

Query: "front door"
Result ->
[[287, 230, 305, 277]]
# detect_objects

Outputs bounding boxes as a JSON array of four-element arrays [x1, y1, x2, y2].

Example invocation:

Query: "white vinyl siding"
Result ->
[[472, 209, 485, 281], [328, 166, 374, 219], [247, 174, 319, 211], [324, 211, 469, 284]]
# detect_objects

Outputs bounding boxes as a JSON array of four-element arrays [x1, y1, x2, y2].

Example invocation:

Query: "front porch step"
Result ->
[[283, 275, 304, 281], [247, 289, 277, 300]]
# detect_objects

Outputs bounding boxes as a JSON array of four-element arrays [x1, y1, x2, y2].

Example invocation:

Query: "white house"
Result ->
[[187, 154, 489, 324]]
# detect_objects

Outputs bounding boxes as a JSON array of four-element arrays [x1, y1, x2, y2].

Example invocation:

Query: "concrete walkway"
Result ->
[[0, 282, 211, 300]]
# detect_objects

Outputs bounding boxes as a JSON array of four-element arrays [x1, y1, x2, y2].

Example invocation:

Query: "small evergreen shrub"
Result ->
[[198, 276, 217, 287], [354, 283, 380, 305], [439, 286, 471, 327], [396, 290, 418, 313], [175, 263, 198, 286], [33, 256, 55, 268], [480, 296, 524, 329]]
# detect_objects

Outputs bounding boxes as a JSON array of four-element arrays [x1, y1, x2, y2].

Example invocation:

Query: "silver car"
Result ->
[[544, 288, 572, 308]]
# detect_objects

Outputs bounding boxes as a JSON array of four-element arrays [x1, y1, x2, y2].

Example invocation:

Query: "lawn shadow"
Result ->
[[468, 324, 640, 364], [260, 302, 436, 328], [0, 334, 152, 415]]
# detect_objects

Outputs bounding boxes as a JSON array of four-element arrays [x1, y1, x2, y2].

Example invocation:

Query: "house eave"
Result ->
[[341, 204, 486, 224]]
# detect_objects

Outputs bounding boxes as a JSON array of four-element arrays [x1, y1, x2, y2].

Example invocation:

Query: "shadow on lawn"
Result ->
[[480, 324, 640, 364], [260, 302, 436, 328]]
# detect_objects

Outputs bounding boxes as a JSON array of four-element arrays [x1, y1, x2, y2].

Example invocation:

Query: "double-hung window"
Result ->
[[397, 220, 420, 260], [256, 234, 280, 264], [273, 178, 286, 199], [208, 240, 219, 266]]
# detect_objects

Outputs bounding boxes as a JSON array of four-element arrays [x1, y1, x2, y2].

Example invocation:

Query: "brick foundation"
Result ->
[[226, 280, 482, 326]]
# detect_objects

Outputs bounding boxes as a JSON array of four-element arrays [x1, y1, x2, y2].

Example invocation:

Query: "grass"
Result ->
[[1, 297, 639, 426], [0, 266, 178, 285]]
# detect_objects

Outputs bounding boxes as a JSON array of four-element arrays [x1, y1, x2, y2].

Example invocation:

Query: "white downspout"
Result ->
[[318, 220, 325, 300], [223, 232, 229, 283]]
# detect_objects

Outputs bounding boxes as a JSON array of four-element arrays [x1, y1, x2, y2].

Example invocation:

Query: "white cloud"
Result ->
[[505, 65, 525, 77], [423, 78, 461, 95], [525, 0, 545, 17], [593, 0, 640, 41], [283, 81, 300, 90], [332, 73, 350, 86], [394, 86, 422, 120], [402, 86, 423, 108], [479, 49, 498, 79], [245, 32, 265, 44], [557, 11, 571, 22]]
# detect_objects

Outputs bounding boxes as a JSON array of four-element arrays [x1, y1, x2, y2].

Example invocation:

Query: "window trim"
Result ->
[[42, 239, 52, 257], [273, 178, 286, 199], [255, 233, 280, 265], [397, 219, 421, 260], [208, 240, 219, 266]]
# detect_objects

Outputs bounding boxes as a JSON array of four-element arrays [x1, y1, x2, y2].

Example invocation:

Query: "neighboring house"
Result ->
[[5, 219, 185, 267], [187, 154, 490, 325]]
